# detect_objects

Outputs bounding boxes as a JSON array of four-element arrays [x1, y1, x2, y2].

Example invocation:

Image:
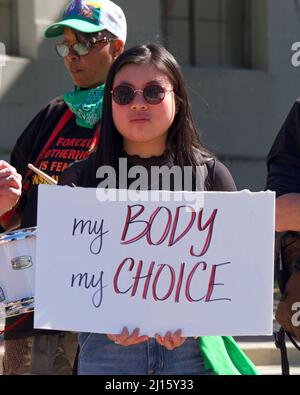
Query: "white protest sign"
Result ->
[[34, 186, 275, 337]]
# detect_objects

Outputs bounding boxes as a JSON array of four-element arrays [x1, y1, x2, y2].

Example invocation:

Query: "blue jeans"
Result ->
[[78, 333, 213, 375]]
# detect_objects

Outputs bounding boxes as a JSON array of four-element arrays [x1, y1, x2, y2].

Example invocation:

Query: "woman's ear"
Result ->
[[112, 39, 124, 59]]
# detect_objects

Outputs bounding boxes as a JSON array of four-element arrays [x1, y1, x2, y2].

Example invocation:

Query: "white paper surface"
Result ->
[[34, 186, 275, 337]]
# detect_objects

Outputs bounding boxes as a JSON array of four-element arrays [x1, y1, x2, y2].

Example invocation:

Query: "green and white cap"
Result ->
[[45, 0, 127, 43]]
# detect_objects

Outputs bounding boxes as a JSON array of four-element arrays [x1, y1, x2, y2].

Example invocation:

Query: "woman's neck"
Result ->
[[123, 140, 167, 159]]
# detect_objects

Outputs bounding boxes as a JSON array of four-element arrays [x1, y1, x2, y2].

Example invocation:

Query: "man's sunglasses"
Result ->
[[111, 84, 174, 105], [55, 38, 114, 57]]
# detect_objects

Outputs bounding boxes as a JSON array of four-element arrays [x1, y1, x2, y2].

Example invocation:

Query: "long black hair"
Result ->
[[95, 43, 212, 171]]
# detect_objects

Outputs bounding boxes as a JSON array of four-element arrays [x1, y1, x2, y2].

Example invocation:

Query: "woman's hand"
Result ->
[[155, 329, 187, 350], [107, 326, 148, 347], [0, 161, 22, 216]]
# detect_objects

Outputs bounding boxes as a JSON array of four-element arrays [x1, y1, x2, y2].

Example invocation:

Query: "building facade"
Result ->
[[0, 0, 300, 190]]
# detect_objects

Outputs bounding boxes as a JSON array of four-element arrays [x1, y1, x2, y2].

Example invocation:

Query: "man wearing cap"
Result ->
[[0, 0, 127, 375]]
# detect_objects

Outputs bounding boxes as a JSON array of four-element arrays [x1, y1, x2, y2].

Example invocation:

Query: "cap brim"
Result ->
[[45, 19, 106, 38]]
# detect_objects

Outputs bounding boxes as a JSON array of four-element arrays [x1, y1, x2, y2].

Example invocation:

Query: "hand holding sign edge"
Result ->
[[107, 326, 148, 346], [155, 329, 188, 350]]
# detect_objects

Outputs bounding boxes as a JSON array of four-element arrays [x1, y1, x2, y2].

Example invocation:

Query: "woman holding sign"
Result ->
[[60, 43, 258, 375]]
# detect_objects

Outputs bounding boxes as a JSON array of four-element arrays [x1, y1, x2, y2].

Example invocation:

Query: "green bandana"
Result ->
[[198, 336, 259, 375], [63, 84, 105, 129]]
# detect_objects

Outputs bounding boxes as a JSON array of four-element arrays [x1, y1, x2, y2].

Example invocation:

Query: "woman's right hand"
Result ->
[[107, 326, 148, 347]]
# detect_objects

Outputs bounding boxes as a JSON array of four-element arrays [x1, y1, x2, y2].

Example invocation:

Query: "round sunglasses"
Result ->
[[111, 84, 174, 105], [55, 38, 114, 58]]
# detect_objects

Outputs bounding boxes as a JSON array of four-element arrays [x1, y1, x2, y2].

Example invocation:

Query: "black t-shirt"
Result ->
[[266, 100, 300, 196], [0, 98, 98, 229], [20, 125, 98, 228], [10, 98, 98, 228]]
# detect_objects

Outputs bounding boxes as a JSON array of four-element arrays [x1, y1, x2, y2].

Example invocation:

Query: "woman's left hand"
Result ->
[[155, 329, 187, 350], [107, 326, 148, 346], [0, 161, 22, 216]]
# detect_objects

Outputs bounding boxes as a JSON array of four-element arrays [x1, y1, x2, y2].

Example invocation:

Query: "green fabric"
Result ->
[[198, 336, 259, 375], [63, 84, 105, 129], [45, 19, 105, 38], [45, 0, 103, 38]]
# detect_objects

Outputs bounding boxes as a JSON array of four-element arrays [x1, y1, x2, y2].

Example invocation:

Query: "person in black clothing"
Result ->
[[266, 100, 300, 231], [0, 0, 127, 375], [56, 43, 256, 375], [266, 100, 300, 374], [0, 161, 21, 216]]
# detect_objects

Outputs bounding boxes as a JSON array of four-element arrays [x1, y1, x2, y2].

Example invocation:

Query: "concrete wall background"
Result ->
[[1, 0, 300, 191]]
